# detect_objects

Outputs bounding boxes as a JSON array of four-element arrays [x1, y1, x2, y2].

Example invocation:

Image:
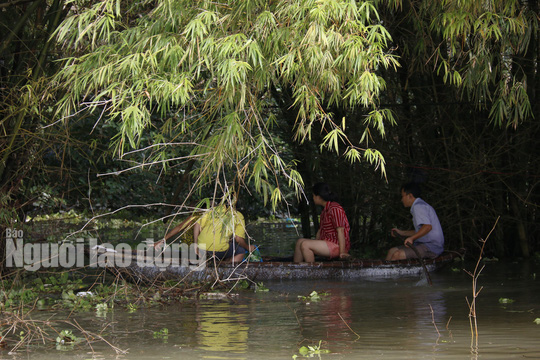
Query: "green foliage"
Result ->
[[95, 302, 110, 317], [293, 340, 331, 359], [56, 329, 79, 351], [254, 282, 269, 293], [56, 329, 78, 345], [244, 247, 262, 262], [0, 273, 119, 313], [1, 0, 538, 263], [428, 0, 535, 128], [0, 0, 73, 228], [53, 0, 399, 209], [153, 328, 169, 343], [0, 193, 18, 225], [235, 280, 251, 290], [0, 288, 39, 308], [298, 291, 329, 302]]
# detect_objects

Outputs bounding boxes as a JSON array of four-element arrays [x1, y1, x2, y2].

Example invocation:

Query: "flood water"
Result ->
[[6, 223, 540, 359]]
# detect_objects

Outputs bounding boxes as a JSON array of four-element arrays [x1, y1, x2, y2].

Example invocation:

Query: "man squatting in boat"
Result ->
[[193, 200, 256, 264], [294, 182, 351, 263], [386, 182, 444, 261], [158, 196, 255, 264]]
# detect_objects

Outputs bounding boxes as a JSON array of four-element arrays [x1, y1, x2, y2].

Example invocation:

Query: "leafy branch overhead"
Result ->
[[48, 0, 536, 213], [53, 0, 400, 203]]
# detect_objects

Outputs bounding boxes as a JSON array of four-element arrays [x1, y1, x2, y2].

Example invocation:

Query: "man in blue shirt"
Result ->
[[386, 182, 444, 261]]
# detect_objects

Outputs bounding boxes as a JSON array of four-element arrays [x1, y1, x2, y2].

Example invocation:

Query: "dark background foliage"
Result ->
[[1, 0, 538, 263]]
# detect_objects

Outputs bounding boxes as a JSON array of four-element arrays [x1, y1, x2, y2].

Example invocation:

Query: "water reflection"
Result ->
[[289, 280, 453, 357], [10, 220, 540, 360], [6, 267, 540, 360], [196, 303, 249, 356]]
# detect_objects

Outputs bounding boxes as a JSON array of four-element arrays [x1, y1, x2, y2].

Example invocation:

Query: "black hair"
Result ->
[[312, 182, 339, 202], [401, 182, 422, 198]]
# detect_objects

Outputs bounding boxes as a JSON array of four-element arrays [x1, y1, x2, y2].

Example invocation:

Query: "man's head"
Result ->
[[400, 182, 421, 207]]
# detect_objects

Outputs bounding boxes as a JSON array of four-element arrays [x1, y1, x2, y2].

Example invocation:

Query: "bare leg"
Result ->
[[235, 236, 255, 253], [232, 253, 245, 264], [230, 236, 255, 264], [385, 247, 398, 260], [294, 239, 331, 263], [386, 247, 406, 261], [294, 238, 307, 262]]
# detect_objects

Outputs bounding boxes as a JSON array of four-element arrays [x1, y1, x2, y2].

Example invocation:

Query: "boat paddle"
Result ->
[[392, 231, 433, 286]]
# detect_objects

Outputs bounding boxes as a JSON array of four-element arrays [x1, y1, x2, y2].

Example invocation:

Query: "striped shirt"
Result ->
[[319, 201, 350, 251]]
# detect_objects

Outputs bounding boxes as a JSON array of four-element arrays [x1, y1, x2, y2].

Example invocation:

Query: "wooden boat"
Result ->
[[88, 245, 464, 282]]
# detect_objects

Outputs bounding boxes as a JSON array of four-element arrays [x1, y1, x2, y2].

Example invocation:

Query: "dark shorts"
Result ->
[[399, 243, 438, 259], [210, 240, 247, 260]]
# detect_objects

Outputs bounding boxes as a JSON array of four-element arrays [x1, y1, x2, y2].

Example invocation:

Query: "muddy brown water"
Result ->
[[4, 259, 539, 359], [6, 222, 540, 359]]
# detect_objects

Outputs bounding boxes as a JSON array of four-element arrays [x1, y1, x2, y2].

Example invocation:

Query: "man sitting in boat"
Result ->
[[294, 182, 351, 263], [386, 182, 444, 261], [194, 202, 256, 264]]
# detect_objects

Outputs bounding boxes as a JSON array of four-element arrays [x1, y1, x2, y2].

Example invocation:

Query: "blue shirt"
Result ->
[[410, 198, 444, 255]]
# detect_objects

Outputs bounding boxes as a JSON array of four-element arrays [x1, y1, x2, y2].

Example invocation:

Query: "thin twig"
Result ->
[[466, 216, 500, 355], [446, 316, 453, 341], [337, 312, 360, 340], [429, 304, 440, 337]]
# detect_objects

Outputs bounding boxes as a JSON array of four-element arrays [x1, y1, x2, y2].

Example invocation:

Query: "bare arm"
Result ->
[[404, 224, 432, 246], [163, 215, 195, 242], [235, 235, 256, 252], [391, 228, 415, 238], [193, 223, 201, 255], [164, 224, 183, 241], [336, 227, 349, 259]]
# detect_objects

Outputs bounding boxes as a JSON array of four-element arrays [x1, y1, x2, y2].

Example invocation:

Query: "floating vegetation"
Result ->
[[498, 298, 515, 304], [0, 309, 128, 354], [56, 329, 79, 351], [254, 282, 269, 292], [153, 328, 169, 343], [298, 291, 329, 303], [293, 340, 331, 358], [95, 302, 110, 318]]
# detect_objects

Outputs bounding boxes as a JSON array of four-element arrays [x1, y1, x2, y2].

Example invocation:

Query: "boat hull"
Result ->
[[90, 249, 462, 282]]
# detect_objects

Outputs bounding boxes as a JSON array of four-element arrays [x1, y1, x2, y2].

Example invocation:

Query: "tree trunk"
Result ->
[[510, 195, 530, 258]]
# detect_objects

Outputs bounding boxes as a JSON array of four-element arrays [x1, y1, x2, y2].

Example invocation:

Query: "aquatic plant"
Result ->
[[153, 328, 169, 343], [254, 282, 269, 293], [292, 340, 330, 358], [56, 329, 78, 344], [0, 309, 127, 354], [297, 291, 329, 303], [95, 303, 108, 312], [235, 279, 251, 290], [498, 298, 515, 304]]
